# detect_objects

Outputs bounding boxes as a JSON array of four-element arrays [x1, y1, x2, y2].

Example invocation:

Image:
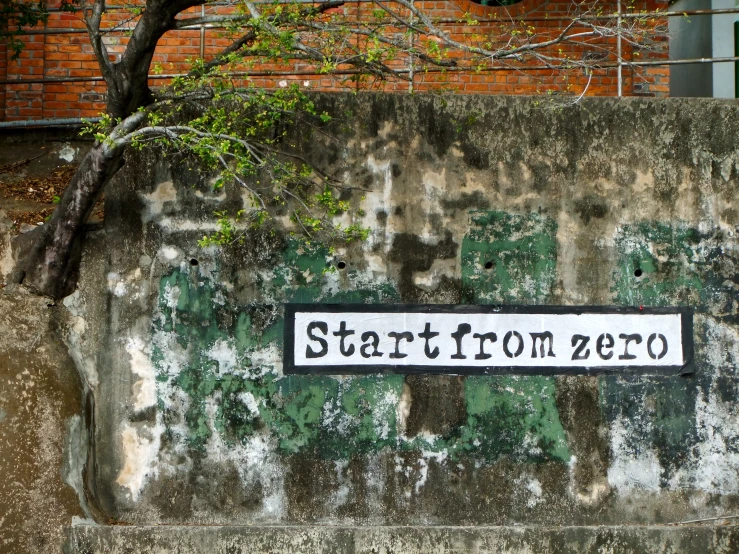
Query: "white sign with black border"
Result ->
[[283, 305, 694, 375]]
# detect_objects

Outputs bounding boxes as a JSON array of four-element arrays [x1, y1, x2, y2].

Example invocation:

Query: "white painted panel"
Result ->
[[292, 311, 684, 369]]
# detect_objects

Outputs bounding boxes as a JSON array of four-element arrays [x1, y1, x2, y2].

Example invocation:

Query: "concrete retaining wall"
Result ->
[[65, 93, 739, 531], [5, 93, 739, 551], [64, 524, 739, 554]]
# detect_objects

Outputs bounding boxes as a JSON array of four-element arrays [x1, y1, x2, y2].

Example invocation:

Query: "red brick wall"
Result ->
[[1, 0, 670, 121]]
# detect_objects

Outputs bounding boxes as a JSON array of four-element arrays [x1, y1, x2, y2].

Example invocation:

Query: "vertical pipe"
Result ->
[[735, 19, 739, 97], [355, 0, 360, 92], [42, 11, 47, 118], [617, 0, 623, 96], [200, 4, 206, 59], [409, 0, 415, 93], [0, 36, 6, 121]]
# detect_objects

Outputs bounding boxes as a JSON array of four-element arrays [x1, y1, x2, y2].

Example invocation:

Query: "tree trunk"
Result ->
[[9, 1, 207, 299], [9, 142, 125, 299]]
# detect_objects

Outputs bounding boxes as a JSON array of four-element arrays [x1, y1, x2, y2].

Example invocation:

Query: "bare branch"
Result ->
[[85, 0, 116, 85], [174, 14, 250, 30]]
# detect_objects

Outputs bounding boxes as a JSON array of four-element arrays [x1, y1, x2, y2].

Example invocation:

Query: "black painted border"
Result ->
[[283, 304, 694, 376]]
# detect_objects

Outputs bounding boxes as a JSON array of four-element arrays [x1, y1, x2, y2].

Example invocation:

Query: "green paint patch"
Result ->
[[276, 377, 331, 452], [603, 221, 739, 482], [314, 375, 404, 458], [455, 211, 568, 463], [612, 222, 704, 307], [448, 376, 571, 463], [599, 377, 700, 481], [261, 238, 331, 302], [151, 224, 572, 467], [461, 210, 557, 305], [152, 237, 404, 456]]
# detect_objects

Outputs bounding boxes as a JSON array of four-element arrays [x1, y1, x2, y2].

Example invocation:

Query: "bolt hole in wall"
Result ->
[[190, 258, 199, 266]]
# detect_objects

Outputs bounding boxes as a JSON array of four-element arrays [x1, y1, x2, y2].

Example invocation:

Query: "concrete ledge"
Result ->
[[65, 524, 739, 553]]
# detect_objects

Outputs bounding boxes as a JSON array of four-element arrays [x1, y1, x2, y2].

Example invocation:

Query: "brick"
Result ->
[[41, 101, 72, 109], [17, 107, 43, 117], [50, 109, 80, 117], [45, 68, 70, 77], [19, 58, 45, 68], [0, 0, 673, 122], [46, 52, 71, 61], [21, 41, 45, 51], [53, 93, 81, 102]]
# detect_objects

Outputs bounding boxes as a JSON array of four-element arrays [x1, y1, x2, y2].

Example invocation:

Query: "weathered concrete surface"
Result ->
[[64, 524, 739, 554], [0, 287, 85, 553], [0, 129, 93, 553], [61, 94, 739, 535], [2, 95, 738, 552]]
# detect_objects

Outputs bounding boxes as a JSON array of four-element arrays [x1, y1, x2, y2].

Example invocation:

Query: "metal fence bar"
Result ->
[[3, 56, 739, 86], [199, 4, 206, 59], [0, 116, 101, 128], [616, 0, 622, 97], [5, 5, 739, 36]]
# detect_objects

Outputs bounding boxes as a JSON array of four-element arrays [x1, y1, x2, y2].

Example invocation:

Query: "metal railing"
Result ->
[[0, 3, 737, 127]]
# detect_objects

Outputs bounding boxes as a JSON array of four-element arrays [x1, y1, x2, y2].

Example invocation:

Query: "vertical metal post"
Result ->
[[617, 0, 623, 96], [409, 0, 415, 93], [200, 4, 206, 59], [735, 19, 739, 98], [356, 0, 360, 92], [42, 9, 48, 118]]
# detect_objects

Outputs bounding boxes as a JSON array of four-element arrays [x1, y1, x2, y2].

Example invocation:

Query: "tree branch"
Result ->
[[85, 0, 116, 87], [174, 14, 251, 30], [187, 0, 346, 76]]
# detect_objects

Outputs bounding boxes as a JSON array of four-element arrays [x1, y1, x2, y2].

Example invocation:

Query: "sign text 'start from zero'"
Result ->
[[284, 305, 693, 376]]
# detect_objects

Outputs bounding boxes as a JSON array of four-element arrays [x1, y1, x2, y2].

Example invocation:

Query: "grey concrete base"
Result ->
[[65, 523, 739, 553]]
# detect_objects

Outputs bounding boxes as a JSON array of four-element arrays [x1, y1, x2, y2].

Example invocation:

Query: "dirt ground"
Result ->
[[0, 145, 102, 232], [0, 135, 94, 293], [1, 162, 77, 228]]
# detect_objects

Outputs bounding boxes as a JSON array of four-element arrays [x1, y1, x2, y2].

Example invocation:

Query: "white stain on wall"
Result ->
[[201, 393, 286, 520], [125, 337, 157, 411], [525, 476, 544, 508], [607, 417, 662, 493], [206, 338, 239, 374], [116, 422, 162, 501], [62, 290, 99, 389], [0, 233, 14, 282], [140, 180, 177, 222], [58, 144, 78, 162], [685, 388, 739, 493], [365, 155, 394, 248]]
